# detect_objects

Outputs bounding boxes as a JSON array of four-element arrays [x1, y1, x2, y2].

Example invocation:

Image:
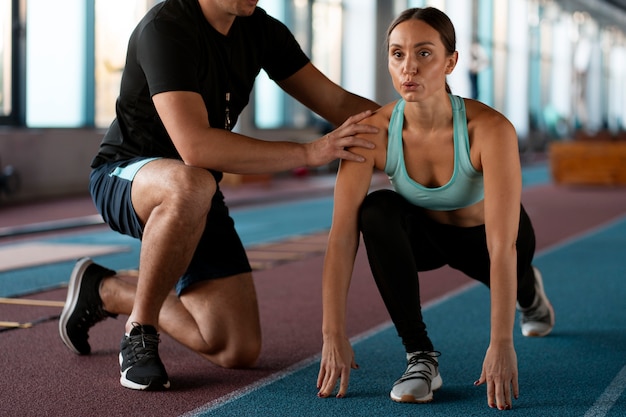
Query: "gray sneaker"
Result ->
[[390, 351, 442, 403], [517, 267, 555, 337]]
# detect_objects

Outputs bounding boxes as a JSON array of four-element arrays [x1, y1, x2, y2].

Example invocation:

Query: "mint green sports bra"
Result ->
[[383, 95, 484, 211]]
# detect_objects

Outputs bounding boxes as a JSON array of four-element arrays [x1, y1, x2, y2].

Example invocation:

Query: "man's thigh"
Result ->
[[130, 158, 215, 225], [90, 157, 161, 238]]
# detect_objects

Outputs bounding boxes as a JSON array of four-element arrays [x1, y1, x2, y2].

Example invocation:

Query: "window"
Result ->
[[94, 0, 159, 127], [0, 0, 17, 123], [2, 0, 350, 131], [253, 0, 344, 130], [0, 0, 156, 128], [25, 0, 90, 127]]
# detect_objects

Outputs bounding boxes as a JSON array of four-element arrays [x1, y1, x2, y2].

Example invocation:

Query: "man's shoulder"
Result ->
[[152, 0, 197, 20], [240, 7, 288, 30], [140, 0, 199, 32], [131, 0, 201, 48]]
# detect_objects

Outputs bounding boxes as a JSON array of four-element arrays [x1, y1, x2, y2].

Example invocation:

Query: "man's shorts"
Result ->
[[89, 157, 252, 296]]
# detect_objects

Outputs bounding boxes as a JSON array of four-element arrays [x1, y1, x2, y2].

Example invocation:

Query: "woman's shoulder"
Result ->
[[352, 101, 397, 169], [366, 100, 398, 126], [362, 101, 400, 146], [359, 104, 392, 146], [463, 98, 514, 134]]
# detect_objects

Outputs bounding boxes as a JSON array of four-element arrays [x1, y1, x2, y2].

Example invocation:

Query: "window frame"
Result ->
[[0, 0, 25, 126]]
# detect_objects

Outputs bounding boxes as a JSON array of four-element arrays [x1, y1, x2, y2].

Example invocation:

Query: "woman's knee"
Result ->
[[360, 189, 394, 219], [359, 189, 405, 232]]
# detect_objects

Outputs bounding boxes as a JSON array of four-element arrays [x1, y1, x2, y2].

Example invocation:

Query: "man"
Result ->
[[59, 0, 379, 391]]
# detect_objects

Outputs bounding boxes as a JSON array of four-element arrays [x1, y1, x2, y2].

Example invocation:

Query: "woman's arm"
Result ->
[[472, 103, 523, 410], [316, 129, 380, 399]]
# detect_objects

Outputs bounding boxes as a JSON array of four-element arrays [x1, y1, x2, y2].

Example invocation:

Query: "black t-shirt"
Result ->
[[92, 0, 309, 171]]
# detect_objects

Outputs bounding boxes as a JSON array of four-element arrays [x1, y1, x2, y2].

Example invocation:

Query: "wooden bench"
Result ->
[[549, 140, 626, 185]]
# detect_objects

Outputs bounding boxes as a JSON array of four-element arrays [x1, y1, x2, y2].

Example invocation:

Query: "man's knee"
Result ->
[[132, 161, 218, 224], [204, 334, 262, 369], [168, 166, 217, 208], [181, 273, 261, 368], [147, 166, 217, 226], [220, 338, 262, 369]]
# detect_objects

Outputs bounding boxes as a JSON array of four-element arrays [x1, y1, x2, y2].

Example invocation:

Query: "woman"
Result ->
[[316, 7, 554, 411]]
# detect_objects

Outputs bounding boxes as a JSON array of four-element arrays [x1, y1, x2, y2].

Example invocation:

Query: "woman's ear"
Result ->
[[445, 51, 459, 74]]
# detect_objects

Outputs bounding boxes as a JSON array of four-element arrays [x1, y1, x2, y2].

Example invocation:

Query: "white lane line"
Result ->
[[180, 282, 480, 417], [179, 321, 394, 417], [584, 365, 626, 417]]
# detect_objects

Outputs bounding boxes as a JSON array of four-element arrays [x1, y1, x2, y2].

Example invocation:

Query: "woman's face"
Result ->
[[387, 19, 457, 101]]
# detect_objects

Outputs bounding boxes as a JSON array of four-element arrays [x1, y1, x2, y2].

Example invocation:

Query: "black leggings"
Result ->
[[358, 189, 536, 353]]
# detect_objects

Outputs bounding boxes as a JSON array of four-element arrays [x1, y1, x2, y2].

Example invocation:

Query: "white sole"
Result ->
[[119, 353, 171, 390], [521, 267, 555, 337], [58, 258, 93, 354], [390, 373, 443, 403]]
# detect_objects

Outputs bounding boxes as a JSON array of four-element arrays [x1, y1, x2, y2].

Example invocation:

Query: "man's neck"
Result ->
[[198, 0, 236, 36]]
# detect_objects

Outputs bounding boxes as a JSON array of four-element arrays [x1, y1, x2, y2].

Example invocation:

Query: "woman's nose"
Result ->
[[403, 59, 417, 74]]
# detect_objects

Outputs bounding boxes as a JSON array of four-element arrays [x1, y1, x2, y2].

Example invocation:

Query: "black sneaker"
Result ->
[[59, 257, 117, 355], [119, 323, 170, 390]]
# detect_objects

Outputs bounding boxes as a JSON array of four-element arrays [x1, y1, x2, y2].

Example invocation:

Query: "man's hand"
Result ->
[[317, 335, 358, 399], [305, 110, 377, 167]]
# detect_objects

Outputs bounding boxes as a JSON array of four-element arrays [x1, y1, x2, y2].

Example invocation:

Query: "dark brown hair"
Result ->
[[386, 7, 456, 93]]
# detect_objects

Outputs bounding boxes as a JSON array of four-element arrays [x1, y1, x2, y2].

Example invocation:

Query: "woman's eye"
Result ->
[[419, 50, 431, 57]]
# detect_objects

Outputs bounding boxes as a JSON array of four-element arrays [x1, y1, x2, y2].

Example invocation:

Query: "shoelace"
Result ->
[[77, 305, 110, 329], [394, 351, 440, 386], [521, 296, 548, 323], [126, 331, 161, 363]]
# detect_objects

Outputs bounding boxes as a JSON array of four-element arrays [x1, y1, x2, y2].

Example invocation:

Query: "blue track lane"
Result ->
[[185, 215, 626, 417]]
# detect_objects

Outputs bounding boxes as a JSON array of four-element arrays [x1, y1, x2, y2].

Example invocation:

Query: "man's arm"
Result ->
[[152, 90, 377, 173], [277, 62, 380, 126]]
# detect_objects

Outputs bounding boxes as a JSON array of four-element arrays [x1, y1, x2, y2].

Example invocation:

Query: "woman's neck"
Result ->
[[403, 93, 453, 133]]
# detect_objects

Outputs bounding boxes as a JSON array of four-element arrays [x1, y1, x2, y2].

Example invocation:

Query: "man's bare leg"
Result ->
[[126, 159, 217, 332], [112, 158, 230, 389], [100, 271, 262, 368], [109, 158, 261, 367], [59, 159, 260, 389]]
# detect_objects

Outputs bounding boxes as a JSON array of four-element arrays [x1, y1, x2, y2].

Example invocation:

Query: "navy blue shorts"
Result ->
[[89, 157, 252, 296]]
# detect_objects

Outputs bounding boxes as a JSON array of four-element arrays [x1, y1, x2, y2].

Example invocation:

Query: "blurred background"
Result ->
[[0, 0, 625, 203]]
